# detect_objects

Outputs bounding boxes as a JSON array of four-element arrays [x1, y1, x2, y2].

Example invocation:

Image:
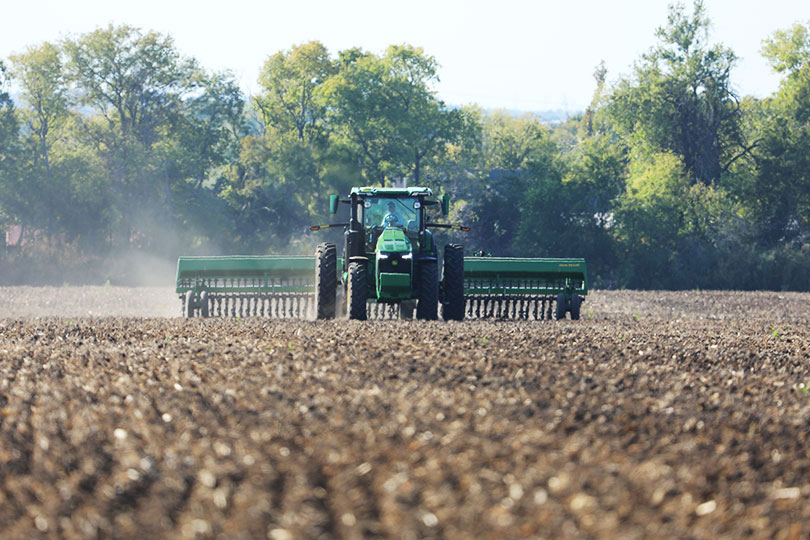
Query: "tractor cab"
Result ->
[[359, 195, 423, 251], [332, 187, 439, 261]]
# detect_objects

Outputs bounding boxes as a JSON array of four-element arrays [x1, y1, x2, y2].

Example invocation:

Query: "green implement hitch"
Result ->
[[463, 257, 588, 320]]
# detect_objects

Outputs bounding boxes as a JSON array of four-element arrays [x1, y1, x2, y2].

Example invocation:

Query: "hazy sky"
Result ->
[[2, 0, 808, 111]]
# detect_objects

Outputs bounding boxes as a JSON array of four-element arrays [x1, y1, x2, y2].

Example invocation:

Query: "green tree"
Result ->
[[607, 0, 751, 185], [255, 41, 335, 142], [8, 42, 73, 240], [223, 43, 353, 252], [252, 42, 348, 214], [9, 43, 68, 175], [445, 111, 560, 255], [610, 150, 745, 288], [754, 21, 810, 245], [63, 25, 201, 250], [178, 70, 245, 184], [0, 61, 20, 234], [0, 61, 18, 170], [613, 152, 689, 286], [64, 25, 196, 146], [161, 70, 246, 253], [0, 61, 16, 148], [326, 45, 465, 185], [554, 133, 626, 281]]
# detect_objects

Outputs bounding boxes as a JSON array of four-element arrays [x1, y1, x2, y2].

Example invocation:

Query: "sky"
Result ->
[[1, 0, 808, 111]]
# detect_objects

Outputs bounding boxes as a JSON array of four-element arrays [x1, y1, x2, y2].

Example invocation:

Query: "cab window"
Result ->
[[362, 197, 420, 232]]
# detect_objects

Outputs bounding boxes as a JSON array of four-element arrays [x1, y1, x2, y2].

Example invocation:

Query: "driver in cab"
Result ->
[[380, 201, 403, 228]]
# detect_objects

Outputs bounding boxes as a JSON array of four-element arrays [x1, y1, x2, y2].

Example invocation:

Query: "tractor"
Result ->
[[309, 186, 467, 320]]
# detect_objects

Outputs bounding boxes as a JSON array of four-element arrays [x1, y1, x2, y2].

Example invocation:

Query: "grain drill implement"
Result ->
[[463, 257, 587, 320], [176, 255, 328, 318]]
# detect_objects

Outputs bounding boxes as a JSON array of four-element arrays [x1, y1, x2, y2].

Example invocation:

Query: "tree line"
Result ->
[[1, 1, 809, 289]]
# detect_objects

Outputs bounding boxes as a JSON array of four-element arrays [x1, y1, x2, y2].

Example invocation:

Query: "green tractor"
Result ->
[[309, 186, 468, 320], [175, 185, 588, 320]]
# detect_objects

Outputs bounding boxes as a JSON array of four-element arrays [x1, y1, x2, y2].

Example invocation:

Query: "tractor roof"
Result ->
[[350, 186, 433, 197]]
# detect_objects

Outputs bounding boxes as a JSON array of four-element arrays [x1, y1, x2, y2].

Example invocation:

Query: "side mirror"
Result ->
[[440, 194, 450, 216], [329, 194, 339, 214]]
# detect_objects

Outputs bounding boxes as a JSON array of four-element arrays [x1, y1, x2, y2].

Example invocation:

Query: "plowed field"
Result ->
[[1, 288, 809, 539]]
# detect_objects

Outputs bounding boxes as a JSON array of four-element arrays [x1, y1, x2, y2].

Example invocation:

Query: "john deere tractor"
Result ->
[[310, 186, 468, 320], [175, 185, 587, 320]]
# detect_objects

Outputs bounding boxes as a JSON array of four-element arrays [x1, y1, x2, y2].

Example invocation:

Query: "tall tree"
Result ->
[[607, 0, 750, 185], [174, 70, 245, 185], [0, 61, 17, 169], [161, 70, 245, 251], [63, 25, 199, 248], [64, 25, 196, 146], [326, 45, 464, 185], [252, 41, 347, 212], [754, 21, 810, 245], [447, 111, 560, 255], [256, 41, 335, 142], [9, 43, 68, 172], [8, 43, 72, 238], [0, 61, 21, 234], [227, 42, 344, 250]]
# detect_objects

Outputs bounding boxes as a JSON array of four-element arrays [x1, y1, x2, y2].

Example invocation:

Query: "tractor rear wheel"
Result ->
[[442, 244, 465, 321], [570, 294, 582, 320], [347, 261, 367, 320], [315, 243, 337, 319], [417, 261, 438, 320], [555, 292, 567, 320]]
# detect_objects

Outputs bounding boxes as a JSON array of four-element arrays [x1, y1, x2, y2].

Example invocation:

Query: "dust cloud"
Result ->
[[0, 286, 178, 317]]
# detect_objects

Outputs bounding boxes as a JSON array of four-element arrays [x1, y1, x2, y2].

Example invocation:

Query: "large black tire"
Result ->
[[347, 261, 367, 320], [416, 260, 438, 320], [184, 290, 195, 318], [555, 292, 567, 320], [570, 294, 582, 320], [442, 244, 465, 321], [200, 291, 209, 318], [315, 243, 337, 319]]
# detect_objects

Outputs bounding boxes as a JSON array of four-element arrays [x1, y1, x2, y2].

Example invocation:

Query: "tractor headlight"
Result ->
[[401, 253, 412, 260], [377, 253, 388, 260]]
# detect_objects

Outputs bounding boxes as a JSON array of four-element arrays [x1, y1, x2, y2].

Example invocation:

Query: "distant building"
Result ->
[[5, 225, 23, 246]]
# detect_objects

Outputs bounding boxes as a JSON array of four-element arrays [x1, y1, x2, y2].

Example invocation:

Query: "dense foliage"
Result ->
[[1, 3, 809, 289]]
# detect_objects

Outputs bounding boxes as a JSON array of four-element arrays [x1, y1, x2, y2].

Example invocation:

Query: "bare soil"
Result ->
[[0, 289, 808, 539]]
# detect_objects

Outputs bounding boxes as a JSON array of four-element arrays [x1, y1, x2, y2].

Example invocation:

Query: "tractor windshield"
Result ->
[[362, 197, 421, 232], [360, 196, 421, 251]]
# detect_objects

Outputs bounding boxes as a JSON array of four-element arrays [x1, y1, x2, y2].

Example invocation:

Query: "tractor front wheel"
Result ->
[[315, 243, 337, 319], [417, 261, 438, 320], [347, 261, 367, 320], [442, 244, 465, 321]]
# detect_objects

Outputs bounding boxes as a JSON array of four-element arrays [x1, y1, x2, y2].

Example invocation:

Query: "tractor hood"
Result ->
[[375, 227, 413, 300], [376, 227, 412, 253]]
